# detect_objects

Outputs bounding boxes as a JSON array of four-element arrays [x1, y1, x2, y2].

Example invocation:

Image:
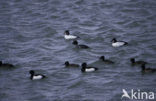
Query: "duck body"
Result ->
[[1, 63, 14, 67], [30, 74, 46, 80], [78, 44, 90, 49], [81, 63, 98, 72], [143, 68, 156, 73], [65, 61, 79, 67], [111, 38, 128, 47], [112, 42, 127, 47], [134, 61, 147, 65], [64, 30, 79, 40], [130, 58, 147, 66], [64, 35, 78, 40], [81, 67, 98, 72], [29, 70, 46, 80], [99, 56, 114, 64], [72, 40, 90, 49], [103, 60, 114, 64], [141, 64, 156, 73], [0, 61, 14, 67]]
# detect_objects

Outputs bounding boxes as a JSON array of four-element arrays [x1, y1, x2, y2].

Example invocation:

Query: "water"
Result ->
[[0, 0, 156, 101]]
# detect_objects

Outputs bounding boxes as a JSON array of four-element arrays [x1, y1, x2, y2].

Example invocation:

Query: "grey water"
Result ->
[[0, 0, 156, 101]]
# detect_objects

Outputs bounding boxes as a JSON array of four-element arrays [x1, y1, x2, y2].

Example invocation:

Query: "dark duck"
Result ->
[[99, 56, 115, 64], [64, 61, 79, 67], [29, 70, 46, 80], [81, 62, 98, 72], [72, 40, 90, 49], [0, 61, 14, 67], [130, 58, 148, 66], [141, 64, 156, 73]]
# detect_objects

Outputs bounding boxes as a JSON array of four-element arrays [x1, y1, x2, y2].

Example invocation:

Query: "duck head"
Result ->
[[141, 64, 145, 71], [111, 38, 117, 43], [130, 58, 135, 63], [100, 56, 105, 61], [29, 70, 35, 75], [0, 61, 2, 65], [72, 40, 78, 45], [65, 61, 69, 66], [64, 30, 70, 35]]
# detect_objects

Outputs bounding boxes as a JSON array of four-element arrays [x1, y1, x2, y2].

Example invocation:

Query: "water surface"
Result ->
[[0, 0, 156, 101]]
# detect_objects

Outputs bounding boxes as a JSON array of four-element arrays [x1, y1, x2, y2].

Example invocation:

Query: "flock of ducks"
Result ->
[[0, 30, 155, 80]]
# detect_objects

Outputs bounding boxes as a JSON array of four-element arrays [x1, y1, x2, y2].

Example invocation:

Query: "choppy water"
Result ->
[[0, 0, 156, 101]]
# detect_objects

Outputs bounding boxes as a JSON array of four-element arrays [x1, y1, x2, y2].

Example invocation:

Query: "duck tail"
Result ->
[[124, 42, 128, 45]]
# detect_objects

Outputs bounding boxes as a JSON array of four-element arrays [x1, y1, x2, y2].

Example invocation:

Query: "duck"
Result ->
[[0, 61, 14, 67], [29, 70, 46, 80], [64, 30, 79, 40], [81, 62, 98, 72], [111, 38, 128, 47], [64, 61, 79, 67], [99, 56, 114, 64], [141, 64, 156, 73], [72, 40, 90, 49], [130, 58, 147, 65]]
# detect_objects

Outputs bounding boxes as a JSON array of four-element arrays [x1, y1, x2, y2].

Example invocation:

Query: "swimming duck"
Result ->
[[99, 56, 114, 64], [64, 30, 79, 40], [72, 40, 90, 49], [0, 61, 14, 67], [65, 61, 79, 67], [29, 70, 46, 80], [111, 38, 128, 47], [141, 64, 156, 73], [81, 62, 98, 72], [130, 58, 147, 65]]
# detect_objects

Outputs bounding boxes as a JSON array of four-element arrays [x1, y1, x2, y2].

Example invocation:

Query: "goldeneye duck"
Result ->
[[130, 58, 147, 65], [65, 61, 79, 67], [29, 70, 46, 80], [64, 30, 79, 40], [81, 62, 98, 72], [141, 64, 156, 73], [99, 56, 114, 64], [72, 40, 90, 49], [0, 61, 14, 67], [111, 38, 128, 47]]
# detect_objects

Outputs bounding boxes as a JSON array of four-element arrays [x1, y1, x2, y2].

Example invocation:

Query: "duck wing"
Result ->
[[70, 64, 80, 67], [137, 61, 148, 64]]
